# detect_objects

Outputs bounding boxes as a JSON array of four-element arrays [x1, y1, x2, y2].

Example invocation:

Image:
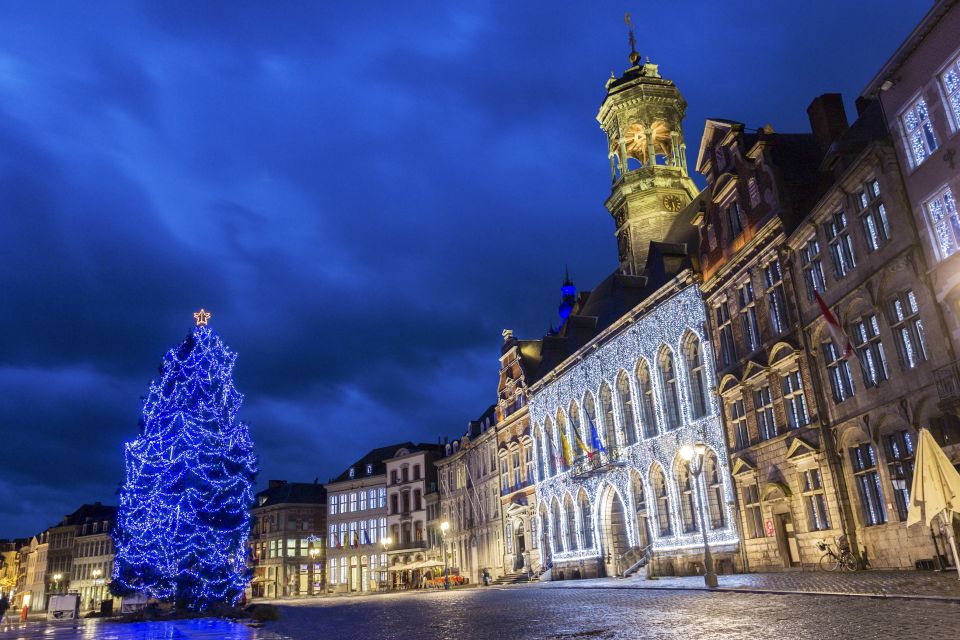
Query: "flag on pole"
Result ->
[[550, 437, 565, 470], [559, 429, 574, 466], [363, 529, 371, 545], [588, 414, 606, 454], [571, 424, 593, 460], [336, 533, 343, 549], [815, 291, 853, 359], [352, 531, 360, 549]]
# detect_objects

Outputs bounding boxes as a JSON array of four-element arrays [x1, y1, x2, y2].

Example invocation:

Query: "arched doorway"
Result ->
[[598, 485, 630, 577], [513, 517, 527, 570]]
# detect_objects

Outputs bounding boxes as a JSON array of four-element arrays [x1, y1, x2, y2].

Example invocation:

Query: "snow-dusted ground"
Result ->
[[0, 618, 287, 640]]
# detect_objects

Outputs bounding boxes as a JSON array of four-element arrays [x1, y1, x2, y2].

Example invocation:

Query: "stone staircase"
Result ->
[[490, 571, 535, 586], [619, 545, 653, 577]]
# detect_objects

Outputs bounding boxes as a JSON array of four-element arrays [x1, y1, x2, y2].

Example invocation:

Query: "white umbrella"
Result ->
[[906, 429, 960, 579]]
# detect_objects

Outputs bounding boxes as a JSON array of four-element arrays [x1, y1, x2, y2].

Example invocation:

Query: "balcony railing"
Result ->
[[936, 360, 960, 407], [570, 449, 626, 478]]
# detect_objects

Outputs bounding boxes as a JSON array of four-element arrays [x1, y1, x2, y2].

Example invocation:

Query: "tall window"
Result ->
[[568, 401, 586, 457], [823, 341, 855, 403], [851, 314, 888, 387], [635, 361, 658, 438], [704, 451, 725, 530], [524, 443, 534, 484], [884, 430, 915, 522], [512, 450, 522, 488], [584, 392, 599, 448], [564, 495, 577, 550], [730, 398, 750, 450], [715, 301, 737, 367], [684, 336, 709, 419], [542, 418, 556, 477], [944, 54, 960, 130], [359, 490, 367, 511], [824, 211, 856, 278], [579, 491, 593, 548], [329, 495, 337, 516], [764, 260, 788, 335], [534, 427, 546, 481], [748, 177, 761, 207], [901, 95, 938, 167], [924, 186, 959, 260], [888, 290, 928, 369], [551, 501, 563, 551], [658, 349, 682, 430], [555, 411, 570, 471], [742, 483, 764, 539], [651, 465, 672, 537], [676, 463, 697, 533], [857, 179, 890, 252], [349, 492, 357, 512], [782, 370, 810, 429], [850, 443, 887, 526], [754, 385, 777, 441], [738, 281, 761, 353], [800, 237, 827, 300], [600, 382, 617, 451], [726, 199, 744, 239], [500, 454, 510, 493], [801, 469, 831, 531], [617, 373, 638, 446]]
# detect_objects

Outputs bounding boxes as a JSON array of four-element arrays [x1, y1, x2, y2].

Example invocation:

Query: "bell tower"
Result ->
[[598, 14, 698, 275]]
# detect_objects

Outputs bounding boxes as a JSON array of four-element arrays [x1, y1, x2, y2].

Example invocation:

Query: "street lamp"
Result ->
[[440, 521, 450, 590], [381, 536, 392, 590], [52, 573, 63, 594], [308, 545, 320, 597], [91, 569, 104, 607], [680, 443, 718, 588]]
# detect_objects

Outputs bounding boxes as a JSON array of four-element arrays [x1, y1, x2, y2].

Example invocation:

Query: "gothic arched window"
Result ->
[[636, 360, 658, 438], [555, 410, 570, 471], [569, 401, 585, 457], [551, 499, 564, 552], [651, 464, 672, 537], [584, 391, 599, 450], [617, 371, 637, 446], [600, 382, 617, 452], [564, 494, 577, 550], [659, 348, 682, 430], [578, 490, 593, 549], [704, 449, 726, 530], [684, 334, 709, 419], [542, 418, 556, 477], [675, 460, 698, 534]]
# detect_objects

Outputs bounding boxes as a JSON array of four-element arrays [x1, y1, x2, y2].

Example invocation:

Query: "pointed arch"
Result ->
[[583, 391, 599, 448], [683, 331, 709, 419], [635, 359, 658, 438], [674, 456, 698, 533], [703, 447, 726, 530], [532, 424, 545, 482], [599, 381, 617, 452], [658, 346, 682, 430], [538, 502, 551, 559], [650, 463, 673, 537], [542, 417, 556, 477], [630, 470, 650, 549], [563, 493, 577, 551], [551, 498, 564, 552], [568, 400, 586, 457], [555, 409, 570, 471], [577, 489, 593, 549], [616, 370, 638, 446]]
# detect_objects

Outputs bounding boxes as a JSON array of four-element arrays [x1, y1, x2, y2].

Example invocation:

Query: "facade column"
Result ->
[[645, 128, 656, 167]]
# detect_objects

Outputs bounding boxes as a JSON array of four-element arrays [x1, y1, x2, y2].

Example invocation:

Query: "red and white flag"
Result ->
[[815, 291, 853, 359]]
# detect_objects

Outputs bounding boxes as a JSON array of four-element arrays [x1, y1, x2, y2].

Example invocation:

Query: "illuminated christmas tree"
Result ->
[[112, 309, 257, 610]]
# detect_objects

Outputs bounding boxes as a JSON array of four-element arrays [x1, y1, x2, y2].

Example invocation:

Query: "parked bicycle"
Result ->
[[816, 535, 858, 571]]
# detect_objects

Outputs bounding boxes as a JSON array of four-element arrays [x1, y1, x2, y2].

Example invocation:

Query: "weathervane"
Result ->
[[193, 308, 212, 327], [624, 12, 640, 66]]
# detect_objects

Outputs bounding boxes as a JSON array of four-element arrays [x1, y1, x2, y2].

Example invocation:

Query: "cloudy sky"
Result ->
[[0, 1, 929, 537]]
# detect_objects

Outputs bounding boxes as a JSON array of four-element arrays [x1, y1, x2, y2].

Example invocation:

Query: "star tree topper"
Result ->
[[193, 308, 212, 326]]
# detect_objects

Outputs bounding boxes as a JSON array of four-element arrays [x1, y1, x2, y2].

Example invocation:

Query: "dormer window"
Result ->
[[748, 178, 760, 207], [366, 463, 373, 476], [714, 145, 725, 170], [348, 467, 355, 479]]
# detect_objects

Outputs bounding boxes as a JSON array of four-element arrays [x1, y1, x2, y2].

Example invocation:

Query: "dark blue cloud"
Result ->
[[0, 1, 928, 537]]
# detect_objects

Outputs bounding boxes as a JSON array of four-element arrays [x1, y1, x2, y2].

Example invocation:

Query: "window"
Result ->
[[651, 465, 672, 536], [369, 518, 377, 544], [390, 470, 398, 485], [850, 443, 887, 526], [530, 514, 538, 550], [726, 199, 744, 239], [542, 418, 556, 477], [684, 335, 709, 420], [801, 469, 831, 531], [401, 467, 409, 483], [676, 463, 697, 533], [635, 361, 658, 439], [730, 398, 750, 450], [329, 495, 337, 516], [578, 491, 593, 548], [884, 430, 915, 522], [781, 370, 810, 429], [551, 501, 564, 551], [329, 558, 338, 585], [754, 385, 777, 441], [369, 489, 376, 509], [851, 314, 888, 387], [379, 517, 386, 540], [888, 290, 928, 369], [742, 483, 764, 539], [857, 179, 890, 252], [800, 237, 827, 300], [568, 401, 586, 457], [413, 465, 421, 480], [524, 443, 534, 484], [600, 382, 617, 450], [823, 341, 855, 403], [901, 95, 938, 167], [658, 349, 682, 430], [511, 450, 521, 488], [554, 412, 570, 471], [748, 177, 761, 207], [704, 451, 725, 529], [350, 492, 358, 512], [925, 186, 959, 260], [944, 54, 960, 130], [763, 260, 788, 335], [715, 301, 737, 368], [359, 490, 367, 511], [824, 211, 856, 278], [617, 372, 638, 445], [738, 281, 761, 353], [564, 496, 577, 550], [378, 488, 386, 509]]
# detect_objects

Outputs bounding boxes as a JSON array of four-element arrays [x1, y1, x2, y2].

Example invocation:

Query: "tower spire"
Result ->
[[624, 12, 640, 66]]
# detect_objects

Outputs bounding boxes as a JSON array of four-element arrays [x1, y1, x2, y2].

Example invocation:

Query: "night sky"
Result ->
[[0, 2, 929, 538]]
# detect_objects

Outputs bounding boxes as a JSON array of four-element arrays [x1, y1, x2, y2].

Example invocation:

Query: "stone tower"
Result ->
[[597, 19, 699, 275]]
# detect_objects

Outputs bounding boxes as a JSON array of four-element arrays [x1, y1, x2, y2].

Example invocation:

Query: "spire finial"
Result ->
[[193, 308, 212, 327], [624, 12, 640, 66]]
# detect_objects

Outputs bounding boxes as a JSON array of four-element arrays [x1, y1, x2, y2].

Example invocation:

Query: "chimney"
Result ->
[[807, 93, 848, 150]]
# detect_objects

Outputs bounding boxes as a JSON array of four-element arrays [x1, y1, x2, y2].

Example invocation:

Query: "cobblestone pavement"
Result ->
[[265, 583, 960, 639], [543, 569, 960, 600], [0, 618, 282, 640]]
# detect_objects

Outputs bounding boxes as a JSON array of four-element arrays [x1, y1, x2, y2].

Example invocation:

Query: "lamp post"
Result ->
[[440, 521, 450, 590], [308, 543, 320, 597], [52, 573, 63, 595], [381, 536, 392, 590], [680, 443, 718, 588], [91, 569, 104, 608]]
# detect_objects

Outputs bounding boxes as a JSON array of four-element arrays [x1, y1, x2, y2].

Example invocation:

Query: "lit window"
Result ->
[[781, 370, 809, 429], [800, 236, 827, 300], [940, 54, 960, 131], [738, 281, 761, 353], [658, 350, 682, 430], [676, 463, 698, 533], [824, 211, 856, 278], [684, 335, 709, 420], [704, 451, 725, 530], [801, 469, 831, 531], [857, 179, 890, 252], [925, 186, 959, 260], [741, 483, 764, 539], [888, 290, 928, 369], [729, 398, 750, 450], [823, 341, 855, 403], [715, 301, 737, 368], [755, 385, 777, 441], [901, 95, 938, 167], [764, 260, 788, 335], [617, 372, 638, 445], [635, 361, 658, 439], [850, 314, 888, 387], [850, 443, 887, 526], [884, 430, 915, 522], [651, 465, 672, 537]]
